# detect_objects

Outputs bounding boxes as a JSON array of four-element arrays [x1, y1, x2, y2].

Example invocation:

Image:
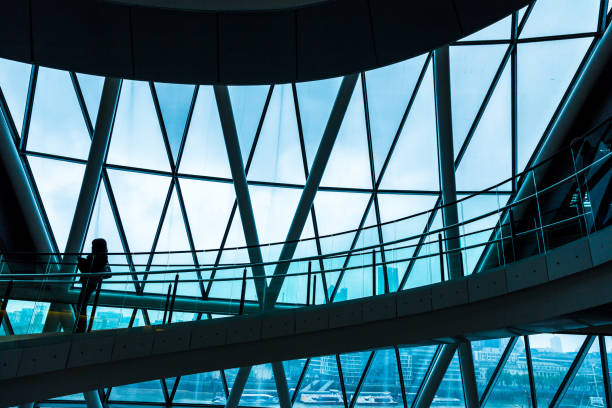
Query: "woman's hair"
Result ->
[[91, 238, 108, 254]]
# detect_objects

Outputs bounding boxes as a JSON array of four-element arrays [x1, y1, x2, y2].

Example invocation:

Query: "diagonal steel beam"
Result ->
[[479, 337, 518, 406], [214, 84, 291, 408], [550, 335, 596, 408], [265, 73, 359, 308], [413, 344, 458, 408]]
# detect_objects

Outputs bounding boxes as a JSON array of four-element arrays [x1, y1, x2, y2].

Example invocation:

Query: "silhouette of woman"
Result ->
[[75, 238, 111, 332]]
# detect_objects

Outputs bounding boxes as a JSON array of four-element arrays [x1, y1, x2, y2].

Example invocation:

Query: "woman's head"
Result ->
[[91, 238, 108, 254]]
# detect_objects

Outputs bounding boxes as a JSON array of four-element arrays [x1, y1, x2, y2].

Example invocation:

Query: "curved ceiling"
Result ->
[[0, 0, 531, 85]]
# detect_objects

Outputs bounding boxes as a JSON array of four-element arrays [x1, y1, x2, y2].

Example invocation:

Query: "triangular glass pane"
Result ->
[[433, 351, 465, 407], [399, 345, 438, 406], [517, 38, 592, 172], [320, 76, 371, 189], [173, 371, 228, 404], [107, 80, 171, 171], [27, 156, 85, 252], [354, 349, 401, 408], [107, 169, 171, 252], [379, 65, 439, 191], [179, 178, 236, 268], [461, 15, 512, 41], [560, 339, 605, 407], [365, 54, 428, 178], [456, 62, 511, 191], [487, 336, 532, 407], [147, 189, 199, 297], [378, 194, 439, 289], [277, 214, 320, 305], [76, 72, 104, 126], [530, 334, 586, 407], [283, 358, 308, 396], [179, 85, 231, 178], [471, 337, 512, 397], [335, 206, 378, 300], [238, 363, 279, 406], [450, 44, 508, 155], [88, 306, 134, 330], [208, 214, 259, 304], [109, 380, 165, 402], [154, 82, 195, 163], [229, 85, 270, 164], [295, 355, 345, 406], [5, 300, 50, 335], [296, 77, 343, 170], [249, 185, 302, 265], [248, 84, 304, 184], [27, 67, 91, 159], [518, 6, 529, 27], [83, 181, 134, 293], [520, 0, 599, 38], [340, 351, 371, 401], [401, 210, 444, 290], [0, 58, 30, 135]]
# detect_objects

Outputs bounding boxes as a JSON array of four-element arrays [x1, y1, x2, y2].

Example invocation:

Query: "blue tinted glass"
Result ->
[[76, 72, 104, 126], [154, 82, 195, 162], [0, 58, 30, 135], [520, 0, 599, 38], [461, 15, 512, 41], [229, 84, 270, 163]]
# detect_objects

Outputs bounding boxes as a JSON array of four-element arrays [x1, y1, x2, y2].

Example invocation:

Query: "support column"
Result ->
[[265, 73, 359, 308], [433, 46, 479, 408], [214, 85, 290, 408]]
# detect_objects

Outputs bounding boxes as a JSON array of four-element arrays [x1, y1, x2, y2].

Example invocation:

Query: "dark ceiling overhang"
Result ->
[[0, 0, 531, 85]]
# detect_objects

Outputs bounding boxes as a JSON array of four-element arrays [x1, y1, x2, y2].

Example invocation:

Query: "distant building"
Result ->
[[550, 336, 563, 353]]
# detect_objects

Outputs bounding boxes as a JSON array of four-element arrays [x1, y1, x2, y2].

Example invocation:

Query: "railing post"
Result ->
[[438, 234, 445, 282], [509, 209, 517, 262], [312, 274, 317, 305], [239, 268, 247, 316], [87, 281, 102, 332], [382, 251, 389, 294], [168, 273, 179, 324], [306, 261, 312, 306], [162, 283, 172, 324], [372, 250, 376, 296]]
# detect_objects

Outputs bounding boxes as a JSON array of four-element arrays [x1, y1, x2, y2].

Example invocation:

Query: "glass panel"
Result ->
[[560, 339, 605, 407], [365, 54, 428, 178], [179, 178, 236, 267], [27, 156, 85, 252], [520, 0, 599, 38], [340, 351, 371, 401], [530, 334, 586, 407], [179, 85, 231, 178], [487, 336, 532, 407], [355, 349, 402, 408], [173, 371, 228, 404], [295, 355, 345, 407], [239, 363, 279, 407], [0, 58, 31, 135], [472, 337, 512, 397], [5, 300, 50, 334], [320, 76, 371, 189], [461, 15, 512, 41], [399, 345, 438, 406], [147, 189, 199, 297], [154, 82, 195, 163], [450, 44, 508, 157], [295, 77, 343, 170], [433, 351, 465, 407], [284, 358, 308, 396], [455, 62, 511, 191], [379, 64, 439, 191], [229, 84, 270, 164], [403, 211, 444, 289], [107, 169, 171, 252], [249, 185, 302, 265], [107, 80, 170, 171], [76, 72, 104, 126], [109, 379, 165, 402], [27, 67, 91, 159], [248, 84, 304, 184], [517, 38, 592, 172]]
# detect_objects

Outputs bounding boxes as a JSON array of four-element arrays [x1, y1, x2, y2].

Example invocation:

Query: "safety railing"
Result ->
[[0, 117, 610, 335]]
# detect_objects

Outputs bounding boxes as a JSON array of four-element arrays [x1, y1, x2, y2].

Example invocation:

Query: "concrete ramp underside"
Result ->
[[0, 227, 611, 406]]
